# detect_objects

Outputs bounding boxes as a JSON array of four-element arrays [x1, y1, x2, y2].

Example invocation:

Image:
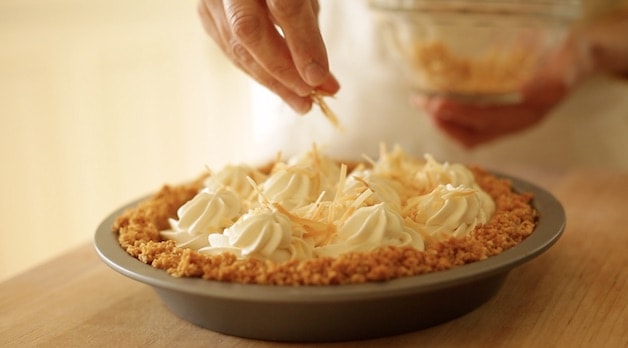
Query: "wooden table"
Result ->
[[2, 168, 627, 347]]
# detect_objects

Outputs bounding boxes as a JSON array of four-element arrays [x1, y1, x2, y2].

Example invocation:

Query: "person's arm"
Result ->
[[197, 0, 340, 113], [415, 9, 628, 148]]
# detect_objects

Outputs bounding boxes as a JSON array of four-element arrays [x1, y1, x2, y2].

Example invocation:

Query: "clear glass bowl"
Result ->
[[369, 0, 582, 104]]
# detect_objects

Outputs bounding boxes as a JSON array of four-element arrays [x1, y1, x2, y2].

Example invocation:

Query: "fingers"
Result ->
[[225, 0, 314, 94], [414, 95, 548, 148], [419, 97, 498, 148], [429, 116, 493, 148], [197, 0, 339, 113], [267, 0, 329, 87]]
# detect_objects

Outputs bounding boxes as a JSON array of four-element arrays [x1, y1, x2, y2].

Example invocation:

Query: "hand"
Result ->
[[413, 73, 574, 148], [413, 30, 589, 148], [198, 0, 340, 114], [414, 9, 628, 148]]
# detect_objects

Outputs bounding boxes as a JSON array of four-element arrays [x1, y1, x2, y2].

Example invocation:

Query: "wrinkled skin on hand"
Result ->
[[198, 0, 340, 114]]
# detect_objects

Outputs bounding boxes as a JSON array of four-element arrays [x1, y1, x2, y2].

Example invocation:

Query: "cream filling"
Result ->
[[160, 144, 495, 262]]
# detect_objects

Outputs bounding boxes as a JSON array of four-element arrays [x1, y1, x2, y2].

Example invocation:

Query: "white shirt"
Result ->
[[247, 0, 628, 170]]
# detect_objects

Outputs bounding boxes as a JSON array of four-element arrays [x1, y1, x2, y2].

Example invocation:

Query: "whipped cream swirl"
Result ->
[[199, 208, 313, 262], [316, 202, 424, 257], [414, 154, 477, 190], [261, 166, 319, 210], [405, 184, 495, 238], [343, 169, 402, 211], [204, 164, 266, 201], [160, 188, 241, 249]]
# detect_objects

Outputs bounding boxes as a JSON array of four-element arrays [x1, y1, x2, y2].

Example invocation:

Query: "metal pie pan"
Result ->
[[94, 174, 565, 342]]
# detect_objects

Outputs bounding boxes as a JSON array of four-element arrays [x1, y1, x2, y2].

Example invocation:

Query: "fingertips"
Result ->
[[304, 61, 328, 87], [434, 117, 497, 148], [285, 94, 314, 114], [411, 94, 464, 120], [316, 74, 340, 96]]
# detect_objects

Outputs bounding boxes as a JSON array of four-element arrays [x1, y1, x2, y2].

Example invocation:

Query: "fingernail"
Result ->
[[295, 84, 314, 97], [319, 74, 340, 95], [304, 61, 327, 86], [289, 97, 312, 115]]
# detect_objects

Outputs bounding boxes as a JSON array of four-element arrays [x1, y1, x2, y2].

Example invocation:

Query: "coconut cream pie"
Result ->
[[114, 144, 536, 285]]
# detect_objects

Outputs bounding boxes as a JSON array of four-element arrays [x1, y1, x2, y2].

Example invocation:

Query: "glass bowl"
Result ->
[[369, 0, 581, 104]]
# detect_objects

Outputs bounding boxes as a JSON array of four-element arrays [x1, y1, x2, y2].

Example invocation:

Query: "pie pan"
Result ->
[[94, 173, 565, 342]]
